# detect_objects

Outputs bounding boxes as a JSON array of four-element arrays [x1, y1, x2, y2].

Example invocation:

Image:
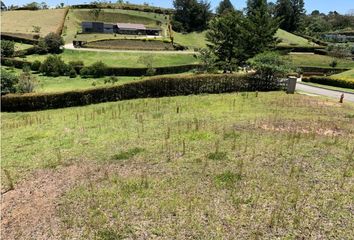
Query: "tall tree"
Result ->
[[206, 11, 246, 72], [216, 0, 234, 15], [244, 0, 279, 59], [275, 0, 305, 32], [172, 0, 212, 32]]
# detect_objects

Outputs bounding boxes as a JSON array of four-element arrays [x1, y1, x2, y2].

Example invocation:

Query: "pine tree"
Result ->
[[244, 0, 279, 59], [275, 0, 305, 32], [216, 0, 234, 15], [206, 11, 246, 72]]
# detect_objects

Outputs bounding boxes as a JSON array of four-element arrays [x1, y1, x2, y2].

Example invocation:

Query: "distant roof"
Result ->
[[117, 23, 146, 30]]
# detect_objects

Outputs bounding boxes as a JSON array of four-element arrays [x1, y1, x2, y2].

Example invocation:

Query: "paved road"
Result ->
[[296, 83, 354, 103], [64, 44, 196, 55]]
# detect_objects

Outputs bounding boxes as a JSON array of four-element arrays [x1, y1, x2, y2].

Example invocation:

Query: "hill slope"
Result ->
[[1, 9, 67, 36]]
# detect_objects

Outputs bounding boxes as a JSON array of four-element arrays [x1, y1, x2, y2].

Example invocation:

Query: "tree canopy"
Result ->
[[275, 0, 305, 32], [216, 0, 234, 15], [172, 0, 212, 32]]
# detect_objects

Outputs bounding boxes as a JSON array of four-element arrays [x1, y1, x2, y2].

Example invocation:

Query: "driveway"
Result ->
[[64, 44, 196, 55], [296, 83, 354, 103]]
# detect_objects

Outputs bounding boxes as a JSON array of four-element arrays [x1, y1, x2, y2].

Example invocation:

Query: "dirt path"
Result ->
[[1, 163, 97, 240], [64, 43, 197, 54]]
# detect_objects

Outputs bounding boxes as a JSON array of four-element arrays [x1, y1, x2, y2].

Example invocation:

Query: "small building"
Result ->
[[82, 22, 104, 33], [116, 23, 147, 35]]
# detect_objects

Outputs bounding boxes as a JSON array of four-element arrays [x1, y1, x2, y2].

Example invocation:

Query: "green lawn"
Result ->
[[2, 67, 141, 93], [276, 29, 316, 47], [331, 69, 354, 81], [20, 50, 199, 68], [173, 31, 208, 49], [288, 54, 354, 69], [2, 92, 353, 238], [14, 42, 33, 51]]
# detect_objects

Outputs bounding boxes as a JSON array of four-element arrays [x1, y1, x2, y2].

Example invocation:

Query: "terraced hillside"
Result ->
[[63, 9, 169, 43], [1, 9, 68, 36]]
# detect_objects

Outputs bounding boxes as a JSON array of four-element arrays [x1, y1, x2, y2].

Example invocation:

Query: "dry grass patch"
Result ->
[[1, 9, 67, 36]]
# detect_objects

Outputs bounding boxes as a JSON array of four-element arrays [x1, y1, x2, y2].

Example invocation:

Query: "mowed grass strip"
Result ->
[[288, 53, 354, 69], [1, 9, 67, 36], [331, 68, 354, 81], [20, 50, 199, 68], [2, 92, 354, 238]]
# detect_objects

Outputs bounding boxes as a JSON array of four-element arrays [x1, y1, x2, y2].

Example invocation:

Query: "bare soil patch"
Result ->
[[1, 163, 97, 239]]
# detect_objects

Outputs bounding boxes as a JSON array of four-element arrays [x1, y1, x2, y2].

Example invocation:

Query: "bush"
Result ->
[[68, 60, 84, 73], [33, 39, 48, 54], [1, 74, 284, 112], [146, 68, 157, 76], [44, 32, 64, 54], [31, 60, 42, 71], [302, 77, 354, 89], [90, 61, 107, 78], [16, 72, 37, 93], [39, 55, 67, 76], [1, 40, 15, 57], [1, 71, 18, 95], [69, 68, 77, 78], [247, 52, 293, 83], [80, 67, 91, 78], [104, 76, 119, 84]]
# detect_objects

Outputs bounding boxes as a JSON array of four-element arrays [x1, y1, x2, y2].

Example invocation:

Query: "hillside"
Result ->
[[0, 9, 67, 36], [63, 9, 169, 43]]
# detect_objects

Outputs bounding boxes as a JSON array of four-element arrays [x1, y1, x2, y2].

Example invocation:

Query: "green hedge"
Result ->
[[0, 32, 39, 44], [1, 74, 282, 112], [299, 66, 348, 75], [303, 77, 354, 89]]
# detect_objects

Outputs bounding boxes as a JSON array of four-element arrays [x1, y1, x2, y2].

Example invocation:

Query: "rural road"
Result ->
[[64, 44, 196, 55], [297, 83, 354, 102]]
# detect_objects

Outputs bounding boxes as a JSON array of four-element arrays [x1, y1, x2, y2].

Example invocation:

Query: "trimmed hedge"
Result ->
[[299, 66, 349, 75], [276, 46, 326, 53], [0, 32, 39, 44], [1, 74, 282, 112], [71, 4, 174, 15], [303, 77, 354, 89]]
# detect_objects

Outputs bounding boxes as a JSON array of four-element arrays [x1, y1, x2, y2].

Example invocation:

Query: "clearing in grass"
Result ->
[[1, 92, 353, 239]]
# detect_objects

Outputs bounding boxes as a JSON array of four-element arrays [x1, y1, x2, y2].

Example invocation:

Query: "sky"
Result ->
[[3, 0, 354, 15]]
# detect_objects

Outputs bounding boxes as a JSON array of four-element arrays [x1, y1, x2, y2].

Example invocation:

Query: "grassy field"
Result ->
[[2, 67, 140, 93], [14, 42, 33, 51], [276, 29, 316, 47], [1, 92, 354, 239], [20, 50, 199, 68], [63, 9, 168, 43], [172, 29, 314, 50], [1, 9, 67, 36], [331, 69, 354, 81], [288, 54, 354, 69], [173, 31, 208, 49]]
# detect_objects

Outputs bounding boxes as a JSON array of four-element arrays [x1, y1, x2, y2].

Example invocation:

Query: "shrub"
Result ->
[[146, 68, 157, 76], [33, 39, 48, 54], [89, 61, 107, 78], [1, 71, 18, 95], [329, 60, 338, 68], [31, 60, 42, 71], [1, 40, 15, 57], [303, 77, 354, 89], [39, 55, 67, 76], [16, 72, 37, 93], [104, 76, 119, 84], [80, 67, 91, 78], [44, 32, 64, 54], [1, 74, 284, 112], [68, 60, 84, 73], [69, 68, 77, 78], [247, 52, 293, 83]]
